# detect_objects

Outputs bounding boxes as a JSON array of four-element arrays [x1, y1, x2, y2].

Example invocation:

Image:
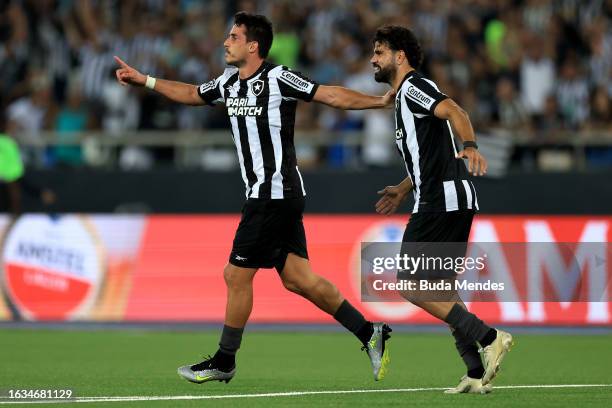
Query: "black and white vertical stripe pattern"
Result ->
[[394, 70, 479, 213], [442, 180, 479, 211], [129, 34, 169, 77], [79, 31, 170, 102], [198, 63, 318, 199], [38, 21, 71, 78], [79, 45, 115, 100]]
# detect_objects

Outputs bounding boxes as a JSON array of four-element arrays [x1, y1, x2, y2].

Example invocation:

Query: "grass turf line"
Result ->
[[0, 330, 610, 407]]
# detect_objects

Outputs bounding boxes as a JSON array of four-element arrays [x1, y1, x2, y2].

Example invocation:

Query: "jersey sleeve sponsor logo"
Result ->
[[278, 70, 313, 93], [406, 85, 434, 109], [199, 80, 216, 95]]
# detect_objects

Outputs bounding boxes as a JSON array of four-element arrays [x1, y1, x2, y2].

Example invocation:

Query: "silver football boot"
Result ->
[[363, 322, 392, 381], [177, 355, 236, 384]]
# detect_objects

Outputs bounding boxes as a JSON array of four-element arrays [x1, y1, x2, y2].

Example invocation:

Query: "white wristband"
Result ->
[[145, 75, 156, 90]]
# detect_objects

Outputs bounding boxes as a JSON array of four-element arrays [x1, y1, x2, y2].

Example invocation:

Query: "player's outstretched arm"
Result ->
[[375, 177, 413, 215], [312, 85, 395, 110], [434, 98, 487, 176], [114, 56, 205, 106]]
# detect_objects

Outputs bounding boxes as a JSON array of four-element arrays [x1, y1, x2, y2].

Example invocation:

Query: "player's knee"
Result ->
[[223, 265, 234, 287], [223, 264, 249, 289]]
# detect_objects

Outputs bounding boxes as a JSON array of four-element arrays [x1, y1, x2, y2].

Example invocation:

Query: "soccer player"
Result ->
[[370, 26, 513, 393], [114, 12, 393, 384]]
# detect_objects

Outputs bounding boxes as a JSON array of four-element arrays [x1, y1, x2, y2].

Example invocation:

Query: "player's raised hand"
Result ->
[[375, 185, 407, 215], [456, 147, 488, 176], [114, 56, 146, 87]]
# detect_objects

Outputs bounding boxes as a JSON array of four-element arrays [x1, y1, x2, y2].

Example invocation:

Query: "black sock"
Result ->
[[468, 366, 485, 379], [213, 349, 235, 371], [215, 324, 243, 370], [479, 328, 498, 347], [218, 324, 244, 355], [333, 300, 372, 344], [444, 303, 493, 346], [451, 328, 484, 379], [356, 322, 374, 345]]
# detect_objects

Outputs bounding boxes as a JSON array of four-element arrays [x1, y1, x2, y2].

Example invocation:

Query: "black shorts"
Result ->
[[398, 210, 475, 280], [229, 197, 308, 272]]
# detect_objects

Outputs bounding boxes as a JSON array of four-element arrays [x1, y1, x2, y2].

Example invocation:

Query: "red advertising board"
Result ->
[[1, 214, 610, 325]]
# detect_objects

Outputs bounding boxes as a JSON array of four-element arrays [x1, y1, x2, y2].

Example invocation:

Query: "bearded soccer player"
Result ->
[[114, 12, 393, 384], [370, 25, 513, 393]]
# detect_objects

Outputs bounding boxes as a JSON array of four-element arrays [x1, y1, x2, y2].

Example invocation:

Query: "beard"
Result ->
[[374, 64, 395, 84]]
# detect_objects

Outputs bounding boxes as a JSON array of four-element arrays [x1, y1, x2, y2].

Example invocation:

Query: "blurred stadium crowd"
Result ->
[[0, 0, 611, 169]]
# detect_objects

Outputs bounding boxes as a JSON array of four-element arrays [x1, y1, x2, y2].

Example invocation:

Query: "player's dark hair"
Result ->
[[373, 25, 423, 70], [234, 11, 273, 58]]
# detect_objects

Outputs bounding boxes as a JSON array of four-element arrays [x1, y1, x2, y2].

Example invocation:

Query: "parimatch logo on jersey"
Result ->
[[226, 97, 263, 117]]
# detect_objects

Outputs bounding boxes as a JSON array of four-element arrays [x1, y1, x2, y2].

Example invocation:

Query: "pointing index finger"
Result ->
[[114, 56, 129, 68]]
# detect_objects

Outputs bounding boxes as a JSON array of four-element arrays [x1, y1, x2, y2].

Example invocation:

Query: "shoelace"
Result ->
[[190, 355, 215, 371]]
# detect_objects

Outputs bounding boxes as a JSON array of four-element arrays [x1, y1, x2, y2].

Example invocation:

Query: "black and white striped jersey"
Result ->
[[198, 62, 319, 199], [394, 70, 479, 213]]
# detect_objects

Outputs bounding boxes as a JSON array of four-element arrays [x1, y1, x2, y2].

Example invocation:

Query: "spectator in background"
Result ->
[[0, 0, 28, 103], [413, 0, 449, 58], [26, 0, 74, 105], [534, 94, 565, 137], [461, 90, 489, 129], [102, 67, 141, 134], [587, 87, 612, 131], [343, 60, 394, 167], [428, 59, 455, 100], [467, 55, 496, 128], [7, 74, 52, 133], [6, 73, 54, 165], [129, 11, 170, 79], [75, 0, 115, 108], [309, 39, 345, 86], [267, 3, 301, 67], [447, 31, 471, 90], [585, 85, 612, 167], [520, 34, 555, 120], [587, 18, 612, 88], [484, 6, 523, 75], [79, 38, 115, 109], [305, 0, 338, 60], [163, 32, 210, 130], [53, 80, 91, 166], [556, 58, 590, 129], [494, 77, 530, 130], [522, 0, 553, 35]]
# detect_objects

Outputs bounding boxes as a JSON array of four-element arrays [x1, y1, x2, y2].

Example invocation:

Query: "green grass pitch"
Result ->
[[1, 329, 611, 407]]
